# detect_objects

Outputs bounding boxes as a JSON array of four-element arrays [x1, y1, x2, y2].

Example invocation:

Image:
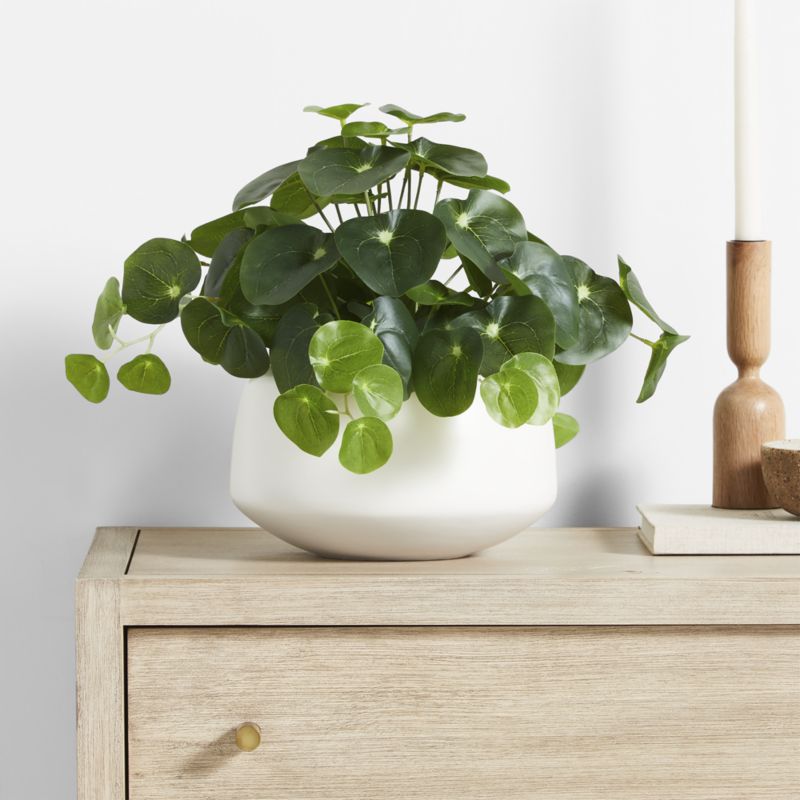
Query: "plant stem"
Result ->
[[342, 393, 354, 419], [318, 274, 341, 320], [333, 203, 344, 224], [434, 178, 443, 205], [443, 264, 463, 286], [365, 191, 375, 216], [398, 170, 409, 209], [630, 332, 654, 346], [387, 180, 394, 211], [102, 324, 165, 364], [354, 202, 363, 217], [413, 167, 425, 210], [376, 183, 383, 214], [304, 187, 335, 232]]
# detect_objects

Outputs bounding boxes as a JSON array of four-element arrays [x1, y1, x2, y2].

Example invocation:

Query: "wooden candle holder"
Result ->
[[713, 240, 785, 508]]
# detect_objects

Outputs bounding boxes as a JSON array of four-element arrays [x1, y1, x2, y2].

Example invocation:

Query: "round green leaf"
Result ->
[[232, 160, 301, 212], [273, 384, 340, 457], [554, 257, 633, 365], [92, 277, 125, 350], [271, 172, 330, 219], [395, 137, 487, 178], [553, 412, 580, 448], [554, 360, 585, 396], [116, 354, 171, 395], [618, 256, 678, 334], [379, 104, 466, 126], [502, 242, 580, 350], [340, 121, 401, 138], [502, 352, 560, 425], [309, 320, 384, 393], [480, 367, 538, 428], [352, 363, 403, 420], [188, 208, 299, 257], [452, 295, 556, 375], [338, 417, 393, 474], [240, 224, 339, 305], [203, 228, 253, 298], [434, 190, 526, 283], [636, 332, 690, 403], [298, 145, 410, 197], [405, 280, 475, 307], [122, 238, 201, 324], [270, 303, 322, 392], [334, 209, 446, 297], [304, 102, 368, 122], [307, 135, 367, 154], [180, 297, 269, 378], [362, 296, 419, 391], [65, 354, 109, 403], [412, 327, 483, 417]]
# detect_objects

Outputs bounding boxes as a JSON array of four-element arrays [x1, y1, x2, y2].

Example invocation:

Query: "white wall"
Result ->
[[2, 0, 799, 794]]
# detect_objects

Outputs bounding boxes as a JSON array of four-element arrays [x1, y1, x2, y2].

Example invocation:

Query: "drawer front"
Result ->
[[127, 626, 800, 800]]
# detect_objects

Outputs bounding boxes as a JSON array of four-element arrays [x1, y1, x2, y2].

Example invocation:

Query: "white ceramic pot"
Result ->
[[230, 375, 557, 560]]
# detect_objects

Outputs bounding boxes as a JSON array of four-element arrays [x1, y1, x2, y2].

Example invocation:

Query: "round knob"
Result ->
[[235, 722, 262, 752]]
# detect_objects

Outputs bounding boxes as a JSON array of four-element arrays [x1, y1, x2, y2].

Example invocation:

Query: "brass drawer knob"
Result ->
[[235, 722, 262, 752]]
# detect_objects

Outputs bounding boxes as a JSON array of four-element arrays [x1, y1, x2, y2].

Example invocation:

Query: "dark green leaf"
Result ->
[[352, 363, 403, 420], [362, 296, 419, 391], [335, 209, 446, 296], [462, 257, 493, 297], [307, 135, 367, 153], [434, 190, 526, 282], [298, 145, 410, 197], [412, 327, 483, 416], [435, 172, 511, 194], [270, 303, 322, 392], [394, 137, 487, 177], [554, 360, 585, 396], [188, 208, 298, 257], [636, 332, 690, 403], [180, 297, 269, 378], [203, 228, 253, 297], [502, 352, 560, 425], [554, 257, 633, 365], [405, 280, 474, 307], [122, 238, 201, 324], [379, 104, 465, 125], [273, 384, 340, 457], [618, 256, 677, 334], [232, 160, 301, 212], [304, 102, 368, 122], [92, 278, 125, 350], [553, 412, 580, 448], [308, 320, 384, 393], [271, 172, 329, 219], [339, 416, 393, 474], [65, 354, 109, 403], [240, 224, 339, 305], [480, 367, 538, 428], [116, 354, 171, 395]]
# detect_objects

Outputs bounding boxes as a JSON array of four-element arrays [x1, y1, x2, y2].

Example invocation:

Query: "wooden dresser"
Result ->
[[76, 526, 800, 799]]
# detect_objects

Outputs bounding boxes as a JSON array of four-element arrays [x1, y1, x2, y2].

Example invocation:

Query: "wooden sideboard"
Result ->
[[76, 527, 800, 799]]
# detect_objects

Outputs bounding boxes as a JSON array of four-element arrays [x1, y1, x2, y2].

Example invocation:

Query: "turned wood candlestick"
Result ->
[[713, 240, 785, 508]]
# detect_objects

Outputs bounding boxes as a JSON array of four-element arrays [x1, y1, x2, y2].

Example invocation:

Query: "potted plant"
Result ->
[[66, 102, 687, 560]]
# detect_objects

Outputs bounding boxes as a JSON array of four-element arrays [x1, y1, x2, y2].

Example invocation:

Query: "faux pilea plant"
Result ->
[[66, 102, 688, 474]]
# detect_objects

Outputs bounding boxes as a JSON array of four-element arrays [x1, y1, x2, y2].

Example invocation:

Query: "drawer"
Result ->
[[127, 626, 800, 800]]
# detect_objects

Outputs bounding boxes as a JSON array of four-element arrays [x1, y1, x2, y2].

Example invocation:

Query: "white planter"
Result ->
[[230, 375, 557, 560]]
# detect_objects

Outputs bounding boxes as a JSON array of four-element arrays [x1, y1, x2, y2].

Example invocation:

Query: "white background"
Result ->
[[2, 0, 799, 795]]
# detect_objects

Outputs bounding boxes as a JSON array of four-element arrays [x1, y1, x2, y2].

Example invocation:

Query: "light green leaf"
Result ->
[[379, 104, 465, 126], [240, 224, 338, 305], [304, 102, 368, 122], [340, 121, 409, 138], [92, 278, 125, 350], [394, 137, 487, 178], [122, 238, 201, 324], [618, 256, 677, 334], [636, 332, 690, 403], [352, 363, 403, 420], [298, 145, 410, 197], [307, 135, 367, 153], [339, 417, 393, 474], [405, 280, 475, 307], [65, 354, 109, 403], [553, 412, 580, 448], [434, 190, 526, 282], [270, 303, 321, 392], [554, 360, 585, 396], [481, 367, 538, 428], [309, 320, 384, 393], [502, 352, 560, 425], [334, 209, 446, 296], [362, 296, 419, 391], [232, 160, 301, 212], [273, 384, 340, 457], [412, 327, 483, 417], [116, 354, 171, 395]]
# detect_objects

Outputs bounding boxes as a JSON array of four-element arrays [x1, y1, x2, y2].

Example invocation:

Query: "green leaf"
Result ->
[[240, 224, 339, 305], [273, 384, 340, 457], [636, 332, 690, 403], [406, 280, 475, 307], [92, 278, 125, 350], [339, 417, 393, 474], [553, 412, 580, 448], [180, 297, 269, 378], [379, 104, 466, 126], [554, 360, 585, 396], [554, 257, 633, 365], [502, 242, 580, 350], [394, 137, 487, 178], [480, 367, 538, 428], [412, 327, 483, 417], [270, 303, 322, 392], [232, 160, 301, 212], [304, 102, 368, 122], [462, 257, 493, 297], [502, 352, 560, 425], [307, 135, 367, 153], [188, 208, 299, 257], [122, 238, 201, 324], [434, 190, 526, 283], [270, 172, 329, 219], [334, 209, 446, 296], [298, 145, 410, 197], [452, 295, 556, 375], [203, 228, 253, 297], [309, 320, 384, 393], [116, 354, 171, 395], [65, 354, 109, 403], [618, 256, 677, 334], [352, 363, 403, 420], [340, 121, 409, 138], [434, 172, 511, 194], [362, 296, 419, 390]]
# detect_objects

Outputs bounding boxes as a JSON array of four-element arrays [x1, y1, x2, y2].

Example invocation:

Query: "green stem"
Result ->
[[376, 183, 383, 214], [443, 264, 463, 287], [333, 203, 344, 224], [387, 180, 394, 211], [342, 393, 353, 419], [413, 167, 425, 210], [354, 202, 363, 217], [304, 187, 335, 232], [318, 274, 341, 320], [102, 324, 165, 364], [630, 332, 654, 346], [398, 171, 409, 208], [434, 178, 443, 205], [364, 191, 375, 216]]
